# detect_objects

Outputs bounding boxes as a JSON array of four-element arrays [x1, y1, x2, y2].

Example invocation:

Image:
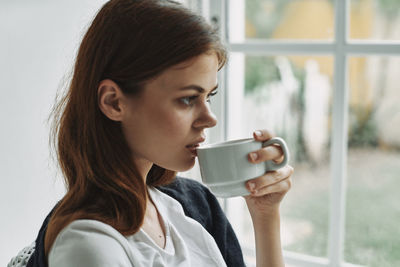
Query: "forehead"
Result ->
[[171, 53, 218, 72], [146, 53, 219, 92]]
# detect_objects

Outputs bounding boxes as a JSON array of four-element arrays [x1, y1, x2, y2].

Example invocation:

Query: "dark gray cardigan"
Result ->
[[26, 176, 245, 267]]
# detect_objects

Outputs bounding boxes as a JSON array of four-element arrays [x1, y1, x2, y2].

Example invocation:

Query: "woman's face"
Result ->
[[121, 53, 219, 173]]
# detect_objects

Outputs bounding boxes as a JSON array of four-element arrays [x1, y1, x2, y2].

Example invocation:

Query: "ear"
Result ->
[[97, 79, 125, 121]]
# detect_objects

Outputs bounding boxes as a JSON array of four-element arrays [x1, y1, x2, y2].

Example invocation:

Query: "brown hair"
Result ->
[[45, 0, 226, 256]]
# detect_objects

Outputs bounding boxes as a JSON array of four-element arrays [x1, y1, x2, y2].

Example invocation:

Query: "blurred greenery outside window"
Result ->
[[221, 0, 400, 267]]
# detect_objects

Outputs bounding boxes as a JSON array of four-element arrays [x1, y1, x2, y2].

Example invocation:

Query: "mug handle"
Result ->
[[262, 137, 290, 171]]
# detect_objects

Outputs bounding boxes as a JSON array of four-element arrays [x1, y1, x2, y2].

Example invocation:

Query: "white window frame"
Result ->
[[199, 0, 400, 267]]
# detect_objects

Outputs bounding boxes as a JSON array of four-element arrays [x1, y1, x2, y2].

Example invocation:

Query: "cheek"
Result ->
[[162, 114, 189, 137], [151, 106, 192, 140]]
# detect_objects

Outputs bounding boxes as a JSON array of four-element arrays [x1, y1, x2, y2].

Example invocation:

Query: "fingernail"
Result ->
[[249, 152, 258, 161], [248, 182, 255, 191], [254, 131, 262, 137]]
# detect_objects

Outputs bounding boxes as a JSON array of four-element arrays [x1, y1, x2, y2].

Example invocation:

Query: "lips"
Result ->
[[185, 137, 205, 156], [186, 137, 205, 147], [186, 144, 200, 148], [186, 144, 199, 156]]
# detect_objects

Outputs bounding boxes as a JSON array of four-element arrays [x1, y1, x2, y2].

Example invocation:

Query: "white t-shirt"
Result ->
[[48, 187, 227, 267]]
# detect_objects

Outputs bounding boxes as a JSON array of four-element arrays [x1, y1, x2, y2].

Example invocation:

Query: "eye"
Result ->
[[206, 90, 218, 103], [180, 95, 198, 106], [179, 90, 218, 107]]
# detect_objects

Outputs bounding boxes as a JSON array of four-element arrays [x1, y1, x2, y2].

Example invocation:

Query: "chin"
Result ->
[[155, 156, 196, 173], [171, 158, 197, 172]]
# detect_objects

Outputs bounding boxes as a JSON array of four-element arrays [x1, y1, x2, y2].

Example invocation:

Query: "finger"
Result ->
[[246, 165, 294, 192], [248, 144, 283, 163], [274, 154, 285, 164], [251, 176, 292, 197], [253, 129, 275, 141]]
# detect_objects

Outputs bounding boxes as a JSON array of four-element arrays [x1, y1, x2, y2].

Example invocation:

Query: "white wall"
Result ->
[[0, 1, 108, 265]]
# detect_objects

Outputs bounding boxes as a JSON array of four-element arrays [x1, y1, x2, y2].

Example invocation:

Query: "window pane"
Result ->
[[345, 56, 400, 267], [226, 53, 333, 260], [349, 0, 400, 40], [229, 0, 335, 42]]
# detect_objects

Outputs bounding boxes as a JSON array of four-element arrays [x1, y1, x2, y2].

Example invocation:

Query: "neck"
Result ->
[[132, 155, 154, 183]]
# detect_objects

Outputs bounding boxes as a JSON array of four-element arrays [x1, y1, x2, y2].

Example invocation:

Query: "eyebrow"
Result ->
[[179, 84, 218, 93]]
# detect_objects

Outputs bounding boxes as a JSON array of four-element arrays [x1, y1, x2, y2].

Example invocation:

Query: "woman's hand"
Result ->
[[243, 129, 293, 267], [244, 129, 294, 217]]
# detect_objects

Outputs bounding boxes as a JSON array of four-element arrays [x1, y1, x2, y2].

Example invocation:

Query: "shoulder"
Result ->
[[48, 220, 131, 267]]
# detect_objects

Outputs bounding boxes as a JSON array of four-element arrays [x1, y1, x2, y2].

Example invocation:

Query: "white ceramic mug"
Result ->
[[197, 137, 290, 198]]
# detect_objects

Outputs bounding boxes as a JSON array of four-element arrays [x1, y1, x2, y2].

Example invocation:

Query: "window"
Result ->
[[180, 0, 400, 266]]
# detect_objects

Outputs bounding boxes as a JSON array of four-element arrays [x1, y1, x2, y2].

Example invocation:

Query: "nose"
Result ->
[[193, 103, 217, 129]]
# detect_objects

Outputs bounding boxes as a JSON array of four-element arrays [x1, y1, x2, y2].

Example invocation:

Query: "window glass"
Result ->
[[230, 0, 335, 42], [345, 56, 400, 267], [349, 0, 400, 40], [226, 53, 333, 260]]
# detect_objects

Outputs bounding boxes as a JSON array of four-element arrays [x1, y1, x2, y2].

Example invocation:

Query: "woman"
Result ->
[[26, 0, 294, 266]]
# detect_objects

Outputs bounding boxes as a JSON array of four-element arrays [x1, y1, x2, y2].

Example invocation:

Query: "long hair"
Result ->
[[45, 0, 226, 256]]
